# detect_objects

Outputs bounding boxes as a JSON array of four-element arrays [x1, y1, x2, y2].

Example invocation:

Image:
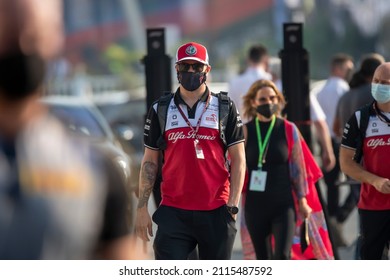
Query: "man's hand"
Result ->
[[135, 207, 153, 242], [372, 177, 390, 194], [321, 150, 336, 172], [230, 213, 237, 221]]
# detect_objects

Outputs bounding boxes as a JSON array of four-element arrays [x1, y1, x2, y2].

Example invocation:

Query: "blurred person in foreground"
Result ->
[[229, 44, 272, 123], [136, 42, 246, 260], [240, 79, 333, 259], [340, 62, 390, 260], [316, 53, 354, 247], [0, 0, 138, 259]]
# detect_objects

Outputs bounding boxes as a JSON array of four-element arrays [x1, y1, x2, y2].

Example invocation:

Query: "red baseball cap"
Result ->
[[175, 42, 209, 65]]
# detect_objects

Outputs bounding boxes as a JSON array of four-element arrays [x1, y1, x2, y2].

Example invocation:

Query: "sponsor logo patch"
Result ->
[[367, 138, 390, 149], [185, 45, 197, 56], [205, 113, 217, 123]]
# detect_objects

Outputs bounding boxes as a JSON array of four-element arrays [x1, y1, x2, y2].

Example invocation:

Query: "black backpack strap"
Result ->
[[353, 101, 374, 163], [218, 91, 230, 148], [156, 91, 174, 150], [157, 91, 230, 150]]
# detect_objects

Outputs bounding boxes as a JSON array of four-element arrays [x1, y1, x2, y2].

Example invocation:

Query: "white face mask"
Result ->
[[371, 83, 390, 104]]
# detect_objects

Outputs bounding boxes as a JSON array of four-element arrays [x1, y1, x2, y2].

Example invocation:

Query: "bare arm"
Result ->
[[135, 148, 159, 241], [243, 125, 248, 145], [333, 101, 343, 138], [340, 146, 390, 194], [333, 115, 342, 138], [313, 119, 336, 172], [227, 142, 246, 217]]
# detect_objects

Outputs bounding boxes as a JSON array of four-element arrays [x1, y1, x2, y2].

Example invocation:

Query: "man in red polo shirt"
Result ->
[[340, 62, 390, 260], [135, 42, 246, 259]]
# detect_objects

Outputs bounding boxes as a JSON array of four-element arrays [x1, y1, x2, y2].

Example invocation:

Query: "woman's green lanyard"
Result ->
[[255, 115, 276, 169]]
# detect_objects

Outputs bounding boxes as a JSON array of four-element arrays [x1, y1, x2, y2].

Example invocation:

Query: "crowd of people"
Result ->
[[135, 41, 389, 260], [0, 0, 388, 261]]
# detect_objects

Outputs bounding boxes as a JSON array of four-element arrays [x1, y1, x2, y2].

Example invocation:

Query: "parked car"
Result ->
[[40, 96, 134, 193], [94, 94, 146, 192]]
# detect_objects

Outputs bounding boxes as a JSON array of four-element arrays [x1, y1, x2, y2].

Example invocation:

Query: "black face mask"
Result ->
[[256, 103, 278, 118], [177, 71, 207, 91], [0, 51, 46, 100]]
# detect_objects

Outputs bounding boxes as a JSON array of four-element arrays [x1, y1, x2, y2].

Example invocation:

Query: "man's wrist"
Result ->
[[226, 205, 239, 215]]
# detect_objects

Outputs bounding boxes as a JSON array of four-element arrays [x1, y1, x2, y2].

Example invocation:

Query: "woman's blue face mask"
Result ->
[[371, 83, 390, 104]]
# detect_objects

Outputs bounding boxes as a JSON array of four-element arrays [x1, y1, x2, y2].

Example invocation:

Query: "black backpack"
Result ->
[[155, 91, 231, 151], [353, 101, 376, 163]]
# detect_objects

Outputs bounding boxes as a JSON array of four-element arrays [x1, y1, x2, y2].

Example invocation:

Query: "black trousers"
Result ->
[[323, 138, 359, 222], [359, 209, 390, 260], [152, 205, 237, 260], [323, 138, 341, 217], [245, 195, 295, 260]]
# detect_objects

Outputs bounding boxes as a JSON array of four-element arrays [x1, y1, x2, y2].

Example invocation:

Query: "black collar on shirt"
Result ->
[[174, 86, 209, 119]]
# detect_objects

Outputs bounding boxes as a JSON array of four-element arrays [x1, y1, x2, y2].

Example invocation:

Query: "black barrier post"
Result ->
[[142, 28, 172, 112], [279, 22, 340, 260], [279, 23, 311, 147], [141, 28, 172, 208]]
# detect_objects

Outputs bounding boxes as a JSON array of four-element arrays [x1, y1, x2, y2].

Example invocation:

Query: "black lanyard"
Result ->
[[374, 102, 390, 126]]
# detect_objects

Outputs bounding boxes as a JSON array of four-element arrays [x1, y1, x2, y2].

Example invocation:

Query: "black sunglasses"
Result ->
[[177, 62, 205, 73]]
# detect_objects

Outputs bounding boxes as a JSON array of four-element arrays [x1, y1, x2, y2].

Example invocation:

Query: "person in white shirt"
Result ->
[[316, 53, 354, 247], [229, 44, 272, 123], [317, 54, 354, 140], [309, 94, 335, 172]]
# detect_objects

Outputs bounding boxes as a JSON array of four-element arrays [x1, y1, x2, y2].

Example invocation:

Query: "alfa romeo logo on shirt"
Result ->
[[185, 45, 197, 56]]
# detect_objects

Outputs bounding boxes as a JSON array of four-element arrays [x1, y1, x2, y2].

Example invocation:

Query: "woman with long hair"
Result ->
[[241, 79, 311, 259]]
